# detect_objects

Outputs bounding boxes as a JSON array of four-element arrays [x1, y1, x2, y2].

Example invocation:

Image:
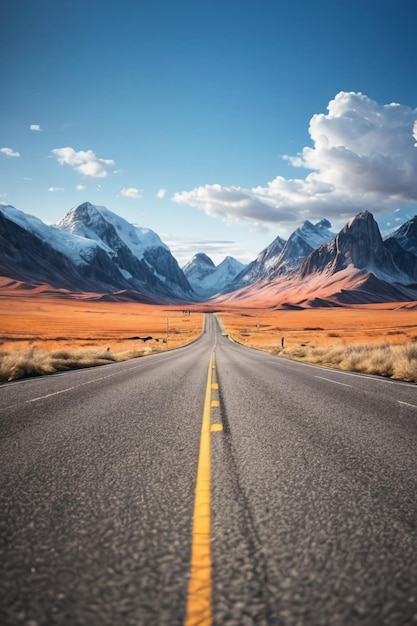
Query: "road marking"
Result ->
[[211, 400, 220, 408], [398, 400, 417, 409], [211, 383, 218, 389], [28, 387, 75, 402], [0, 362, 150, 412], [315, 376, 352, 387], [185, 351, 214, 626], [272, 356, 414, 386], [211, 424, 223, 432]]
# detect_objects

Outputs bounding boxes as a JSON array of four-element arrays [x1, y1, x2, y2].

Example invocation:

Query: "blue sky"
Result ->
[[1, 0, 417, 265]]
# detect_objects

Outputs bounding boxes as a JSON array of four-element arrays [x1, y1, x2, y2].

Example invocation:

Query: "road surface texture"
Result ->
[[0, 314, 416, 625]]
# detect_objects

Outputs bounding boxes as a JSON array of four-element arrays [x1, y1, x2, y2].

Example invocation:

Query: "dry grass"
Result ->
[[0, 293, 203, 382], [2, 288, 416, 384], [217, 305, 417, 383], [265, 343, 417, 383], [0, 345, 155, 382]]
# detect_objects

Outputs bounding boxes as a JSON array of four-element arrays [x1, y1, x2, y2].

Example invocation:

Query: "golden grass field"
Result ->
[[0, 292, 203, 381], [216, 304, 417, 382], [216, 305, 417, 349], [0, 288, 416, 382]]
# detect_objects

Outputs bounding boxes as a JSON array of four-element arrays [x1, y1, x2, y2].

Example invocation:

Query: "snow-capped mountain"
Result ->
[[232, 235, 286, 287], [0, 203, 194, 301], [1, 202, 417, 306], [0, 204, 123, 293], [269, 218, 334, 278], [389, 216, 417, 256], [231, 218, 334, 289], [183, 253, 246, 298], [215, 211, 417, 307], [56, 202, 193, 298], [299, 211, 417, 284]]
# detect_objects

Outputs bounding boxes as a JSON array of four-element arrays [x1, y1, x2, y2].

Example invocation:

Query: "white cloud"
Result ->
[[157, 188, 166, 199], [173, 184, 296, 224], [51, 147, 115, 178], [172, 92, 417, 235], [162, 235, 250, 266], [30, 124, 42, 131], [76, 184, 86, 191], [1, 147, 20, 158], [48, 187, 64, 192], [121, 187, 143, 199]]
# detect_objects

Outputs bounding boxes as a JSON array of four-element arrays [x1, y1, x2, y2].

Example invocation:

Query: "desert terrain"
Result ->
[[0, 283, 203, 381], [0, 280, 416, 382], [215, 304, 417, 350], [215, 303, 417, 382]]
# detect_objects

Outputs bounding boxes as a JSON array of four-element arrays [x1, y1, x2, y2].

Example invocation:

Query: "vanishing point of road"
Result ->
[[1, 314, 416, 625]]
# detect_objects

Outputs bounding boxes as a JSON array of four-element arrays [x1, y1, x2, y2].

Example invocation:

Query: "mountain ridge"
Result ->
[[215, 211, 417, 307], [183, 253, 245, 298], [1, 202, 417, 306]]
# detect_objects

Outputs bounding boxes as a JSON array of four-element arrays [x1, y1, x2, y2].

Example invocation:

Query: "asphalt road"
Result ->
[[1, 314, 416, 625]]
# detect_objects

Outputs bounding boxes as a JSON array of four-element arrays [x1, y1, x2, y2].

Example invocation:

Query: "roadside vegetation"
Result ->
[[270, 342, 417, 383], [218, 307, 417, 384], [0, 296, 204, 383], [0, 345, 163, 383]]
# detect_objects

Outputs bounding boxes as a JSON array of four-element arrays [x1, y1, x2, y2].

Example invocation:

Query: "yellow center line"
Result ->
[[185, 350, 215, 626]]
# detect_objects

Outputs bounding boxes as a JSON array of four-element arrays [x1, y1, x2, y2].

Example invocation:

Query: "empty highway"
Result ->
[[0, 314, 416, 625]]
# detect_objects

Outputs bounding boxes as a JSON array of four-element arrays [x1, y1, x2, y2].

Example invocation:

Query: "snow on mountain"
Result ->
[[213, 211, 417, 307], [269, 218, 334, 278], [232, 235, 286, 288], [183, 253, 245, 298], [57, 202, 168, 261], [3, 202, 417, 306], [232, 219, 334, 289], [0, 202, 194, 301], [0, 204, 124, 293], [183, 253, 215, 282], [0, 204, 106, 265], [299, 211, 417, 285], [56, 202, 193, 298], [389, 216, 417, 256]]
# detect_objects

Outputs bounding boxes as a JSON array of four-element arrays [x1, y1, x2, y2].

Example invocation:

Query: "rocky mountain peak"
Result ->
[[299, 209, 417, 287], [183, 253, 246, 299], [56, 202, 193, 299], [335, 210, 383, 268], [316, 218, 332, 230], [390, 215, 417, 255], [192, 253, 216, 268]]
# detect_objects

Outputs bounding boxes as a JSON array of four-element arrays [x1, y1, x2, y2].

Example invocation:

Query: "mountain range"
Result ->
[[1, 201, 417, 306], [183, 253, 245, 298]]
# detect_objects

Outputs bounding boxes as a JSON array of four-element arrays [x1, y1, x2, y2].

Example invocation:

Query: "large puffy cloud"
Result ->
[[51, 147, 115, 178], [172, 92, 417, 231], [173, 184, 296, 223], [288, 91, 417, 199]]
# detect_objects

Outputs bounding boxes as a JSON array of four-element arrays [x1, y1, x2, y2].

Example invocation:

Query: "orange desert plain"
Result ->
[[0, 279, 416, 382]]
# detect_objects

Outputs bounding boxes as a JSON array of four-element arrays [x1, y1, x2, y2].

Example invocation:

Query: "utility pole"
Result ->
[[166, 317, 169, 346]]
